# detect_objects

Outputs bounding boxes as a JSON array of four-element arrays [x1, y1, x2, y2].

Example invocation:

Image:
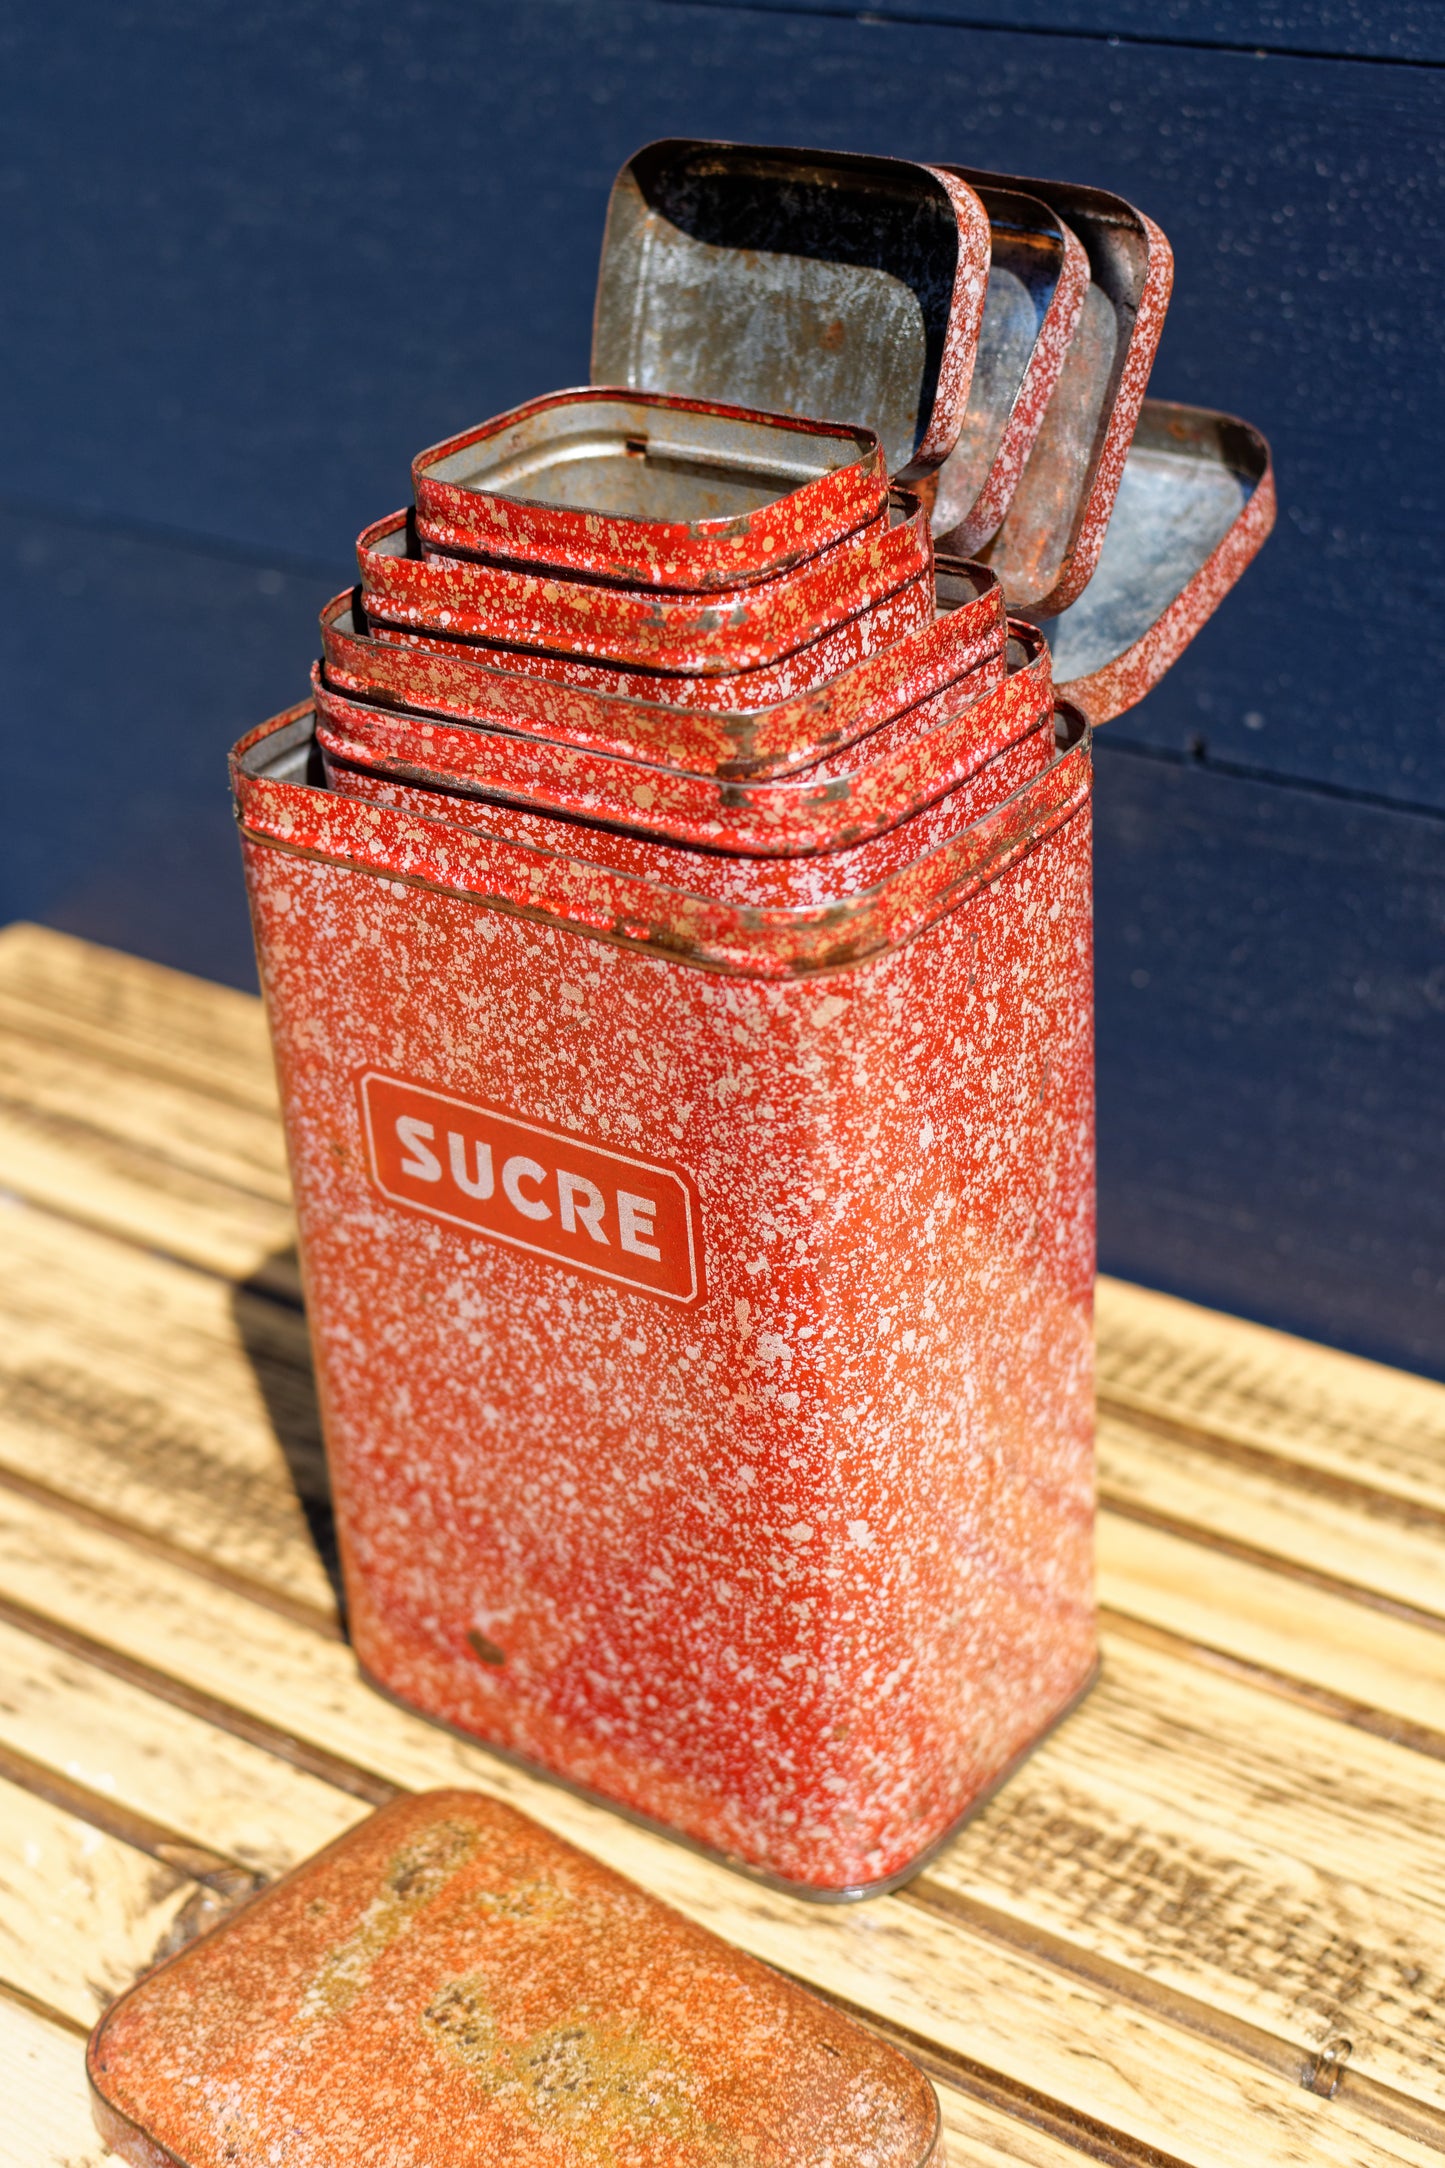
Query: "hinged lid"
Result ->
[[929, 186, 1089, 559], [937, 167, 1174, 617], [1042, 398, 1275, 723], [593, 138, 991, 484]]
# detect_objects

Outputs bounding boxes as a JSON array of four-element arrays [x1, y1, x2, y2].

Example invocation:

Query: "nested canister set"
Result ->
[[236, 140, 1274, 1899]]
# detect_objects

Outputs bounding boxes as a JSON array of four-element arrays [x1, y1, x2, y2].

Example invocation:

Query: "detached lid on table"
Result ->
[[88, 1790, 943, 2168], [593, 138, 992, 483]]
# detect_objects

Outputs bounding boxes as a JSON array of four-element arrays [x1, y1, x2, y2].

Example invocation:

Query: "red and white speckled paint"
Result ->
[[89, 1791, 944, 2167], [308, 625, 1048, 857], [911, 169, 993, 480], [413, 390, 890, 593], [235, 706, 1095, 1896], [319, 565, 1006, 778], [359, 500, 932, 676]]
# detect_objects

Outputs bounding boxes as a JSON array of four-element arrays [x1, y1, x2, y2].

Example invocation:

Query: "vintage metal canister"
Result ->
[[235, 699, 1096, 1898], [412, 390, 889, 589], [233, 131, 1275, 1911], [308, 625, 1044, 857], [319, 556, 1007, 776]]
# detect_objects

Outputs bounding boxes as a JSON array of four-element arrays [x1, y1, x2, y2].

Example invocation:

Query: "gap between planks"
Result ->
[[3, 1495, 1445, 2165], [0, 1708, 1436, 2168]]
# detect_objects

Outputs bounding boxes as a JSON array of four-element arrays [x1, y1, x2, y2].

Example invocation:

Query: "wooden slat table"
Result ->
[[3, 919, 1444, 2168]]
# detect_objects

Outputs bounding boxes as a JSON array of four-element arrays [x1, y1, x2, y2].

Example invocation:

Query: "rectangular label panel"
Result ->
[[359, 1072, 703, 1305]]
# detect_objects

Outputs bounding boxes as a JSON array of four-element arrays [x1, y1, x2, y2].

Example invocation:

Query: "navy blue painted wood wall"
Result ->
[[2, 1, 1441, 1374]]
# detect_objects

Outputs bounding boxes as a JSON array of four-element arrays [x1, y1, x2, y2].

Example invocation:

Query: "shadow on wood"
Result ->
[[228, 1253, 344, 1618]]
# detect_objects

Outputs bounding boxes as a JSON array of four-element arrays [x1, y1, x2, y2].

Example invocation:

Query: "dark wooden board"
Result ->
[[0, 1, 1440, 801], [1096, 738, 1445, 1379], [0, 507, 318, 991], [656, 0, 1445, 64]]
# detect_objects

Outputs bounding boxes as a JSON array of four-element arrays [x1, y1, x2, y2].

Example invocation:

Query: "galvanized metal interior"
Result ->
[[1040, 402, 1267, 684], [593, 139, 973, 476], [422, 393, 867, 524]]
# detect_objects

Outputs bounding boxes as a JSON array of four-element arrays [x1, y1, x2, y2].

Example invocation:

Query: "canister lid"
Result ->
[[938, 168, 1174, 618], [88, 1790, 943, 2168], [593, 138, 991, 484], [1042, 399, 1276, 722]]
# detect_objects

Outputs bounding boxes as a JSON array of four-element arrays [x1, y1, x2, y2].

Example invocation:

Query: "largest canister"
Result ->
[[233, 702, 1097, 1897]]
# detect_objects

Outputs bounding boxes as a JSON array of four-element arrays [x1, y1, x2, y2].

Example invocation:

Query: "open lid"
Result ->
[[1040, 399, 1276, 723], [592, 138, 991, 485], [937, 168, 1174, 617], [928, 185, 1090, 561]]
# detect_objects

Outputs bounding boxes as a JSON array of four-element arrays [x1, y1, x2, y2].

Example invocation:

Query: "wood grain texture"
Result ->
[[0, 1990, 108, 2168], [1097, 1276, 1445, 1514], [1098, 1512, 1445, 1733], [0, 925, 279, 1116], [0, 1614, 366, 1878], [0, 1774, 202, 2027], [0, 1196, 332, 1617], [2, 1483, 1443, 2166], [0, 925, 295, 1290]]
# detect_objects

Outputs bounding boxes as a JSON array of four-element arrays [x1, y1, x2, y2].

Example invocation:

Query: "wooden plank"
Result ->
[[0, 1486, 1440, 2167], [0, 925, 277, 1114], [0, 1773, 202, 2028], [927, 1633, 1445, 2113], [0, 1614, 366, 1879], [1096, 1276, 1445, 1516], [0, 1093, 297, 1295], [0, 1198, 334, 1619], [13, 1567, 1445, 2144], [0, 986, 288, 1199], [0, 926, 296, 1294], [1098, 1511, 1445, 1737], [1098, 1405, 1445, 1623], [0, 1617, 1094, 2168], [0, 1990, 107, 2168]]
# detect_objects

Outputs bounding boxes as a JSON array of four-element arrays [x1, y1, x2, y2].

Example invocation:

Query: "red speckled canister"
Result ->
[[233, 700, 1096, 1898]]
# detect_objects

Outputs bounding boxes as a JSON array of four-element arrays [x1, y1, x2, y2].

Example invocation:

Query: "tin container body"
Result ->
[[89, 1790, 943, 2168], [321, 559, 1006, 778], [309, 626, 1042, 859], [318, 709, 1055, 904], [413, 389, 889, 591], [236, 709, 1096, 1897]]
